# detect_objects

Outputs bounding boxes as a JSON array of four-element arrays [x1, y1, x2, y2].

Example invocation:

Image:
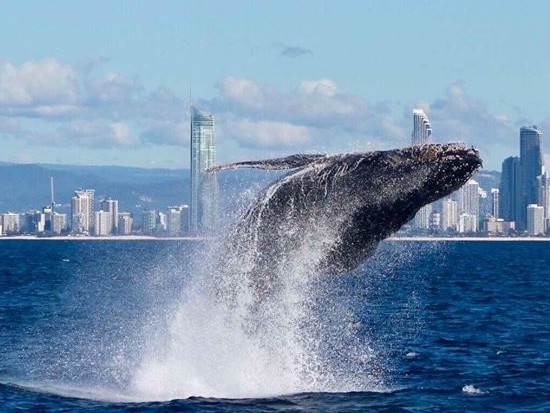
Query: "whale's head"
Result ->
[[340, 143, 481, 221], [313, 143, 482, 273], [385, 143, 482, 205]]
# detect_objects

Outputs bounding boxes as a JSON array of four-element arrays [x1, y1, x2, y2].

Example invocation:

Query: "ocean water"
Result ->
[[0, 239, 549, 412]]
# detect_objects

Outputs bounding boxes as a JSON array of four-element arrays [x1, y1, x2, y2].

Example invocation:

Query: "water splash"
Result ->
[[130, 190, 389, 401]]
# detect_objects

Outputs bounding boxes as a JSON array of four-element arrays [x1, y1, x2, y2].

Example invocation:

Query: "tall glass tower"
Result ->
[[411, 109, 432, 146], [189, 106, 218, 233], [499, 156, 520, 223], [519, 126, 544, 230], [411, 109, 433, 229]]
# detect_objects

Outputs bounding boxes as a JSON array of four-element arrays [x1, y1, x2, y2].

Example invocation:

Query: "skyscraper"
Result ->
[[519, 126, 544, 230], [411, 109, 432, 146], [490, 188, 500, 219], [527, 204, 545, 235], [71, 189, 94, 234], [440, 198, 458, 232], [411, 109, 433, 229], [190, 106, 218, 233], [462, 179, 480, 218], [100, 198, 119, 234], [499, 156, 520, 223]]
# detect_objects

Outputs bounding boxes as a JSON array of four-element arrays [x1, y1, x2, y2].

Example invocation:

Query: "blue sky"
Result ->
[[1, 0, 549, 170]]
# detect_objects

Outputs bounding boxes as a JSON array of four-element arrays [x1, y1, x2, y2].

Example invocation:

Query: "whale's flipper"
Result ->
[[207, 154, 327, 172]]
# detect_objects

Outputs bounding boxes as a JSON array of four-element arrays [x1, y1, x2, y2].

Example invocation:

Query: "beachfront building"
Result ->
[[440, 198, 459, 232], [118, 212, 133, 235], [190, 106, 218, 234], [167, 205, 189, 236], [94, 210, 111, 236], [71, 189, 95, 234], [1, 212, 20, 235], [141, 210, 157, 235], [527, 204, 545, 236], [414, 202, 432, 229], [462, 179, 480, 217], [100, 198, 119, 234], [52, 212, 67, 234], [459, 213, 478, 233], [483, 216, 515, 235]]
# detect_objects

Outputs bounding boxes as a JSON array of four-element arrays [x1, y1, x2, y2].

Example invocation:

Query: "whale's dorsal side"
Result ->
[[207, 154, 327, 172]]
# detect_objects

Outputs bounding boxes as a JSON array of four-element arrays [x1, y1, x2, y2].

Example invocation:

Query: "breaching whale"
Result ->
[[210, 143, 481, 296]]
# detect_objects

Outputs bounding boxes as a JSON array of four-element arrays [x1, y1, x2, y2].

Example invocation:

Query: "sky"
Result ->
[[1, 0, 550, 171]]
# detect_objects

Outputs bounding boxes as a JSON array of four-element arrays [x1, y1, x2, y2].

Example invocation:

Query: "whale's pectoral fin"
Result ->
[[207, 154, 327, 172]]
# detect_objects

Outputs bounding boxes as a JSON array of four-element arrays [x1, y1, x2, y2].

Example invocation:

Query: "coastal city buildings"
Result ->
[[189, 106, 218, 234], [406, 113, 546, 237], [1, 105, 550, 238]]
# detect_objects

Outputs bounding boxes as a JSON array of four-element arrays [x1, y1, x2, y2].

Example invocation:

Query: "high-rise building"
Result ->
[[490, 188, 500, 219], [527, 204, 545, 235], [71, 189, 95, 234], [141, 210, 157, 235], [538, 170, 550, 223], [2, 212, 20, 235], [100, 198, 119, 234], [190, 106, 218, 233], [462, 179, 480, 217], [519, 126, 544, 230], [411, 109, 432, 146], [414, 203, 432, 229], [499, 156, 520, 224], [52, 212, 67, 234], [411, 109, 433, 229], [118, 212, 133, 235], [459, 213, 478, 233], [94, 210, 111, 236], [166, 205, 189, 236], [440, 198, 458, 232]]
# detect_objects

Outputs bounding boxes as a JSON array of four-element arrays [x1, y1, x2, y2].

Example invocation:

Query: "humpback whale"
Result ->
[[210, 143, 481, 296]]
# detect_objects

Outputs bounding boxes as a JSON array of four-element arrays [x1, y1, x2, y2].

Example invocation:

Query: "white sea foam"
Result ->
[[462, 384, 487, 395], [129, 184, 388, 400]]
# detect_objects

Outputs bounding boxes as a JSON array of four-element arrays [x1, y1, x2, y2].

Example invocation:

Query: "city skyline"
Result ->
[[1, 2, 550, 171]]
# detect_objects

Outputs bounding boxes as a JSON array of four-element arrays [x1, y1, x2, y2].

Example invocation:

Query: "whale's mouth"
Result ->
[[414, 143, 482, 172], [442, 146, 482, 173]]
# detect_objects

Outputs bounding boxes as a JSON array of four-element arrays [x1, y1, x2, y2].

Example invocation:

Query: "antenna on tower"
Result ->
[[50, 176, 56, 212]]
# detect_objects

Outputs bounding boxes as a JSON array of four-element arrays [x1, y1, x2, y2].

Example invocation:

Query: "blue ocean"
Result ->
[[1, 239, 549, 412]]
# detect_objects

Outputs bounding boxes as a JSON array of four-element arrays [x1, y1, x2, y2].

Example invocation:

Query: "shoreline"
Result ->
[[0, 235, 549, 242], [0, 235, 209, 241], [389, 236, 550, 242]]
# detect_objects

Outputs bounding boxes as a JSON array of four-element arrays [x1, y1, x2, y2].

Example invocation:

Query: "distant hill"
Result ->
[[0, 163, 500, 218], [0, 163, 188, 217], [473, 170, 501, 192]]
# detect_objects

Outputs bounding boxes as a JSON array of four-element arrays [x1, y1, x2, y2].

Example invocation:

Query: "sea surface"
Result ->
[[0, 239, 549, 412]]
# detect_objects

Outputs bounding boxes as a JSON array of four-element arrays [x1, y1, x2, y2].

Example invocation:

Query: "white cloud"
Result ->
[[228, 119, 310, 149], [0, 59, 80, 106], [140, 121, 188, 145], [216, 77, 267, 109], [298, 79, 338, 96], [85, 72, 143, 104], [0, 59, 541, 169], [57, 120, 137, 148]]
